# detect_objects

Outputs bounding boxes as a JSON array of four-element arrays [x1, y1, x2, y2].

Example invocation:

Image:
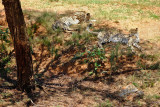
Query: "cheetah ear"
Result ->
[[136, 28, 138, 31], [88, 23, 93, 27], [86, 13, 90, 16], [86, 13, 90, 22], [118, 29, 123, 33]]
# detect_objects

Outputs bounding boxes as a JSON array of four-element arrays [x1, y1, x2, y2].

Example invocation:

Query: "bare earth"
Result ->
[[0, 0, 160, 107]]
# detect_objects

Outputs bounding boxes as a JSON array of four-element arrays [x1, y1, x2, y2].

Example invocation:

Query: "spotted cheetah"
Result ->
[[86, 23, 141, 52], [52, 11, 91, 32]]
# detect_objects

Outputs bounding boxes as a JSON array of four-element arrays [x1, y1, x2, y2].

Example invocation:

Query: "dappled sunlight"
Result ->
[[0, 0, 160, 106]]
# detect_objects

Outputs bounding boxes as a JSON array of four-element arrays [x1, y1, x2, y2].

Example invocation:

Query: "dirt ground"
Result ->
[[0, 1, 160, 107]]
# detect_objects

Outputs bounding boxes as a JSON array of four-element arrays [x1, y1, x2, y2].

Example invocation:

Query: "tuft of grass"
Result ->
[[148, 62, 160, 70], [64, 32, 94, 49], [1, 92, 13, 98], [36, 12, 57, 34], [110, 49, 117, 72], [64, 40, 74, 46], [140, 53, 158, 61], [53, 36, 63, 45], [80, 32, 95, 44], [71, 33, 81, 46], [50, 47, 59, 56], [98, 99, 113, 107], [41, 36, 52, 50], [127, 71, 160, 90], [72, 52, 85, 60], [109, 43, 120, 72], [0, 27, 11, 53], [136, 60, 147, 70], [137, 59, 160, 70], [148, 12, 160, 20], [146, 94, 160, 100], [27, 24, 39, 40], [0, 27, 13, 76]]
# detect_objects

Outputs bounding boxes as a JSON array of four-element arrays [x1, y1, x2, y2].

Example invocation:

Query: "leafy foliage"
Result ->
[[0, 27, 12, 77], [86, 46, 106, 76], [0, 27, 10, 53]]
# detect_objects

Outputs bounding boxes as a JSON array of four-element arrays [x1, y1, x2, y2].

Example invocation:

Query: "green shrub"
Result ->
[[86, 46, 106, 76], [0, 27, 12, 76], [0, 27, 10, 53]]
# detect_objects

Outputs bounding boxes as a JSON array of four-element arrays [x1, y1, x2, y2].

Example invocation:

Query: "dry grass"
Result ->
[[8, 0, 159, 42], [0, 0, 160, 106]]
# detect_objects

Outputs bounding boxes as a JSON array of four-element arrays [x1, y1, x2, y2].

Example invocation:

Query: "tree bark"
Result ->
[[2, 0, 33, 92]]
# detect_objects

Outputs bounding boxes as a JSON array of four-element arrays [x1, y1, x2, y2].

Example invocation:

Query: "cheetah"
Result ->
[[86, 23, 141, 52], [52, 11, 91, 33]]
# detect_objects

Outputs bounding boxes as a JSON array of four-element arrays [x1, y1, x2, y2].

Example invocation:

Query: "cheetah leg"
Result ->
[[133, 43, 142, 51], [63, 26, 79, 33], [98, 40, 103, 48]]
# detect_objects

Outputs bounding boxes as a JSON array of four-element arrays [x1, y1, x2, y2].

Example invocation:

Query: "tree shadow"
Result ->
[[27, 8, 142, 81], [1, 8, 152, 106]]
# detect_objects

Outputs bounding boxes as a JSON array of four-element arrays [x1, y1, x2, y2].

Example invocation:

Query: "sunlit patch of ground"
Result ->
[[0, 0, 160, 106]]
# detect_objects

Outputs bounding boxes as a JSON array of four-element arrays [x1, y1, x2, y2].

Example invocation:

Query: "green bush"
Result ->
[[0, 27, 12, 76], [0, 27, 10, 53], [86, 46, 106, 76]]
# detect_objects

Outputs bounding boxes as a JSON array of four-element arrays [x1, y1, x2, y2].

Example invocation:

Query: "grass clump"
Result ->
[[127, 71, 160, 89], [140, 53, 158, 61], [148, 12, 160, 20], [36, 12, 57, 34], [109, 43, 120, 72], [137, 59, 160, 70], [148, 62, 160, 70], [0, 27, 11, 53], [98, 99, 113, 107], [1, 92, 13, 99]]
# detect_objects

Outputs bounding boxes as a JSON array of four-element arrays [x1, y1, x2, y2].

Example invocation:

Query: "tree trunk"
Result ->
[[2, 0, 33, 92]]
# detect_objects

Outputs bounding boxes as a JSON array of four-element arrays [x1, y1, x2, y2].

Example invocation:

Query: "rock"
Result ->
[[118, 84, 144, 101]]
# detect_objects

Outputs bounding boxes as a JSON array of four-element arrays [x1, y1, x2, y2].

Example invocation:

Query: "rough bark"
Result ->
[[2, 0, 33, 92]]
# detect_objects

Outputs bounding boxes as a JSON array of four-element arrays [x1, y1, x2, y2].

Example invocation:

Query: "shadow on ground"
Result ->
[[0, 9, 160, 107]]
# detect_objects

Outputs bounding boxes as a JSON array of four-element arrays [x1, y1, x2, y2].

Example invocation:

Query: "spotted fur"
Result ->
[[52, 11, 91, 32], [87, 24, 141, 51]]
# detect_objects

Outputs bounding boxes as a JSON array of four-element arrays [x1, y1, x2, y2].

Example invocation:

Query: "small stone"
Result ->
[[118, 84, 144, 101]]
